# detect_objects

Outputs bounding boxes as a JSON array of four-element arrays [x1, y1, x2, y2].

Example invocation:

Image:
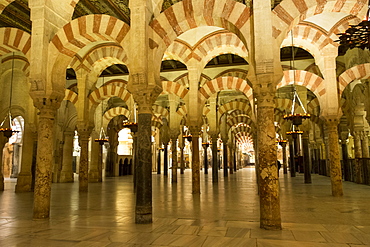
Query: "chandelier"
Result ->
[[0, 52, 19, 139], [283, 31, 310, 130], [336, 1, 370, 50]]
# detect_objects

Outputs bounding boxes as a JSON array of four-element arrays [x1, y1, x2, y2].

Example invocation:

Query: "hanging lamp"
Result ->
[[94, 76, 109, 145], [283, 31, 310, 131], [122, 102, 138, 133], [0, 52, 19, 139], [336, 0, 370, 50]]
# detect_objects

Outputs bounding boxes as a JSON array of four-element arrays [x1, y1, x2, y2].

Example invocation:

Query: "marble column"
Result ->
[[33, 103, 59, 219], [191, 131, 200, 194], [341, 139, 349, 181], [229, 143, 233, 175], [211, 135, 218, 183], [157, 148, 161, 174], [15, 123, 35, 192], [302, 134, 312, 184], [89, 131, 100, 183], [78, 129, 90, 192], [361, 131, 369, 158], [353, 131, 363, 184], [203, 144, 208, 175], [180, 141, 185, 174], [223, 143, 228, 177], [326, 119, 343, 196], [135, 112, 153, 223], [163, 142, 168, 176], [0, 135, 7, 191], [171, 137, 178, 183], [59, 131, 74, 183], [132, 132, 137, 191], [281, 142, 288, 174], [256, 91, 281, 230]]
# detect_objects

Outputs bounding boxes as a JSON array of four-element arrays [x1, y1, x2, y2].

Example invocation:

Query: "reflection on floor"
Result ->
[[1, 168, 370, 246]]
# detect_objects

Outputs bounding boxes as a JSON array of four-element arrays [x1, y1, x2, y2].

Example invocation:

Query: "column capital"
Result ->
[[254, 83, 275, 108], [33, 97, 61, 119], [129, 73, 162, 114]]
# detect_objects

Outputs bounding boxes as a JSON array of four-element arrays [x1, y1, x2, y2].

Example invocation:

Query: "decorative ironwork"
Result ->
[[336, 2, 370, 50], [0, 53, 19, 139], [123, 121, 138, 133]]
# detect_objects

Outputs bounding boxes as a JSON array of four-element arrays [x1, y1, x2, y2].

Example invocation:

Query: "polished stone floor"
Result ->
[[1, 168, 370, 246]]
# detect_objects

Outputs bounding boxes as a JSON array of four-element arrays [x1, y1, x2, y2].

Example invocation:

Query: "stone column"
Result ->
[[229, 142, 234, 175], [326, 119, 343, 196], [203, 143, 208, 175], [361, 131, 369, 158], [353, 131, 363, 184], [170, 136, 178, 183], [302, 133, 312, 183], [77, 129, 90, 192], [281, 142, 288, 174], [135, 111, 153, 223], [59, 130, 74, 183], [89, 131, 100, 183], [211, 134, 218, 183], [132, 132, 138, 191], [163, 142, 168, 176], [180, 139, 185, 174], [15, 123, 35, 192], [341, 138, 349, 181], [0, 135, 7, 191], [190, 128, 200, 194], [223, 142, 228, 177], [255, 89, 281, 230], [33, 101, 59, 219], [157, 148, 161, 174]]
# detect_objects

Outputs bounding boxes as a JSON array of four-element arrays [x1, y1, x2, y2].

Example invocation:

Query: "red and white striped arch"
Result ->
[[152, 104, 169, 118], [103, 107, 130, 122], [89, 84, 131, 105], [278, 70, 325, 100], [218, 100, 252, 117], [51, 15, 130, 57], [307, 97, 320, 114], [227, 115, 253, 128], [173, 73, 211, 87], [0, 28, 31, 59], [103, 79, 128, 88], [272, 0, 367, 42], [215, 69, 248, 81], [177, 105, 187, 118], [0, 0, 14, 12], [162, 81, 189, 99], [152, 115, 163, 129], [70, 45, 128, 73], [338, 63, 370, 97], [64, 89, 78, 104], [164, 41, 191, 64], [195, 32, 248, 68], [149, 0, 251, 60], [199, 77, 253, 106]]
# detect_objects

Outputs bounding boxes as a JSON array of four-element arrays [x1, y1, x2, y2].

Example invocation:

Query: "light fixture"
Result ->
[[122, 102, 138, 133], [283, 31, 310, 128], [336, 1, 370, 50], [0, 52, 19, 138], [94, 76, 109, 145]]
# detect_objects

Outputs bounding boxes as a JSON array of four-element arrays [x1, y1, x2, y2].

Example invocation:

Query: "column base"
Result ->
[[59, 171, 74, 183], [15, 173, 32, 192], [135, 206, 152, 224]]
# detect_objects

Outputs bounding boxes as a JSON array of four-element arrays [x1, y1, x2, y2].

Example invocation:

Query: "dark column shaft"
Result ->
[[211, 136, 218, 183], [135, 113, 153, 223]]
